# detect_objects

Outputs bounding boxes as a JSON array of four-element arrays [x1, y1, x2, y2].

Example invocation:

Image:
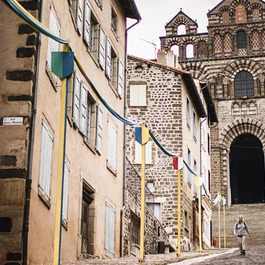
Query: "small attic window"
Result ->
[[177, 24, 186, 35]]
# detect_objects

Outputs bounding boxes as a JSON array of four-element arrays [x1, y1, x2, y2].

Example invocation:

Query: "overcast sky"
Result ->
[[127, 0, 221, 59]]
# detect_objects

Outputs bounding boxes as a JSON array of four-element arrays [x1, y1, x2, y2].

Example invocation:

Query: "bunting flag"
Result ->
[[221, 197, 226, 206], [135, 126, 149, 145], [194, 176, 203, 187], [173, 157, 183, 170], [51, 52, 74, 78]]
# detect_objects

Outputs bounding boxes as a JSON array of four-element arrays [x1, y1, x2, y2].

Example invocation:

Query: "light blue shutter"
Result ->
[[99, 27, 106, 69], [83, 1, 91, 46], [105, 38, 111, 79], [117, 59, 124, 97], [76, 0, 84, 35], [39, 122, 53, 198], [105, 204, 115, 253], [62, 160, 70, 221], [73, 72, 81, 128], [80, 82, 88, 136], [107, 121, 116, 169], [96, 104, 103, 153]]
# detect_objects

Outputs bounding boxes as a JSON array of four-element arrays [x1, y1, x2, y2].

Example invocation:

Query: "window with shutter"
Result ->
[[193, 111, 197, 141], [117, 59, 124, 97], [130, 85, 147, 106], [187, 148, 192, 185], [107, 120, 117, 170], [105, 204, 115, 254], [73, 71, 81, 128], [99, 27, 106, 69], [96, 105, 103, 154], [83, 1, 91, 46], [134, 140, 152, 164], [111, 7, 117, 33], [186, 97, 190, 128], [76, 0, 84, 35], [80, 82, 88, 137], [193, 160, 197, 194], [106, 38, 111, 79], [39, 122, 53, 199], [47, 7, 60, 82], [62, 159, 70, 222]]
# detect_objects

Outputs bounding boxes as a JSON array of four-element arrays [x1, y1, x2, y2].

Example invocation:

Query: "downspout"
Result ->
[[120, 17, 141, 257], [22, 0, 43, 264]]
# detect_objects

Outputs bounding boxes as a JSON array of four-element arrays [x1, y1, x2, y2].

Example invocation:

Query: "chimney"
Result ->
[[157, 49, 178, 68]]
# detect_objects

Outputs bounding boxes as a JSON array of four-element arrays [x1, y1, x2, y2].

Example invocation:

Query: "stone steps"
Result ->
[[211, 203, 265, 247]]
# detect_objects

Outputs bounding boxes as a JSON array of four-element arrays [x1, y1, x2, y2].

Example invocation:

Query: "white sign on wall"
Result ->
[[3, 117, 23, 126]]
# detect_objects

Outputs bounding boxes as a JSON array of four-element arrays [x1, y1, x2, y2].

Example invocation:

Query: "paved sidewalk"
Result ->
[[63, 248, 236, 265]]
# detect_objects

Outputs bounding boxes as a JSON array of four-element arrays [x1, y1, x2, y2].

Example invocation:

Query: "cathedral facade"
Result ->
[[160, 0, 265, 245]]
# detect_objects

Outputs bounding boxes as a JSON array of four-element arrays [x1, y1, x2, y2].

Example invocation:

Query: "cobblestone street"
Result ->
[[63, 248, 235, 265]]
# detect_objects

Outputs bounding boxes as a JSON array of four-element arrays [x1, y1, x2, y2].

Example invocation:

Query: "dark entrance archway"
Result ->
[[230, 134, 265, 204]]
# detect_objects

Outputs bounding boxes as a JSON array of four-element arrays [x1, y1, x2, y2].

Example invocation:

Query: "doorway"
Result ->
[[81, 183, 95, 255], [230, 134, 265, 204]]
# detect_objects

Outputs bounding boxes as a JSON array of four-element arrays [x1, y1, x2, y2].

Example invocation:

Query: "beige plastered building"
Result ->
[[0, 0, 140, 264]]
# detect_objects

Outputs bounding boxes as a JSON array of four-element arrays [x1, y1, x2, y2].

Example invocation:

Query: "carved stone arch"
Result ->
[[249, 2, 262, 10], [223, 59, 263, 80], [230, 0, 251, 11], [219, 118, 265, 150], [219, 5, 230, 13], [174, 16, 194, 28]]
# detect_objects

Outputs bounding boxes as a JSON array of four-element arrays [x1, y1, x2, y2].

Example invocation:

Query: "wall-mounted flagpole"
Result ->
[[222, 197, 226, 248], [218, 195, 221, 249], [198, 178, 202, 253], [173, 156, 183, 257], [51, 47, 74, 265], [136, 123, 149, 263]]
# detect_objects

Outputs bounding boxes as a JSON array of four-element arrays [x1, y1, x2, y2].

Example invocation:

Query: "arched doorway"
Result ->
[[230, 134, 265, 204]]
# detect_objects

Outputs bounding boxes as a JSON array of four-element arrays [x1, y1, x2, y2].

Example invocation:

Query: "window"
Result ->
[[147, 202, 161, 221], [214, 35, 222, 54], [39, 122, 53, 199], [186, 97, 190, 128], [234, 70, 254, 98], [194, 160, 197, 194], [186, 44, 194, 59], [222, 11, 229, 24], [62, 159, 70, 222], [99, 27, 106, 70], [105, 204, 115, 254], [187, 148, 192, 185], [111, 7, 117, 33], [177, 24, 186, 35], [193, 111, 197, 141], [76, 0, 84, 35], [207, 133, 210, 155], [253, 9, 260, 21], [170, 45, 179, 56], [95, 104, 103, 154], [208, 171, 211, 192], [237, 30, 247, 49], [72, 71, 97, 143], [135, 140, 152, 164], [95, 0, 103, 8], [130, 85, 147, 106], [117, 59, 124, 98], [83, 2, 100, 58], [47, 7, 60, 81], [107, 120, 117, 171], [131, 211, 140, 245], [147, 181, 154, 193]]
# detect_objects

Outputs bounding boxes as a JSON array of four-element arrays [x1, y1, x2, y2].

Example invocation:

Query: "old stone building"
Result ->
[[126, 54, 217, 251], [0, 0, 140, 264], [160, 0, 265, 246]]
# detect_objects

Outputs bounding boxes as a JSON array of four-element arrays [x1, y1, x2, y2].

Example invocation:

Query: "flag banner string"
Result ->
[[3, 0, 183, 158]]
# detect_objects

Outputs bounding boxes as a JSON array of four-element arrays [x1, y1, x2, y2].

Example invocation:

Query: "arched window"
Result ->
[[214, 35, 222, 54], [170, 45, 179, 56], [252, 8, 260, 21], [186, 44, 194, 58], [224, 33, 232, 53], [234, 70, 254, 98], [236, 4, 247, 23], [252, 31, 260, 51], [237, 30, 247, 49], [177, 24, 186, 35], [197, 41, 207, 58]]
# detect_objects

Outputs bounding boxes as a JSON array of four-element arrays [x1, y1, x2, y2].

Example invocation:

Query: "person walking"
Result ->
[[234, 215, 251, 256]]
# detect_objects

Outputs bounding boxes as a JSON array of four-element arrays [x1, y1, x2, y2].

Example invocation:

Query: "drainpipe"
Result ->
[[22, 0, 43, 264], [120, 17, 141, 257]]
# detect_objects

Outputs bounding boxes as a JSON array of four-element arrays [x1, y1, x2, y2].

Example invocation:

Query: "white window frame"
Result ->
[[117, 58, 124, 97], [107, 120, 117, 171], [193, 110, 197, 141], [105, 204, 115, 254], [99, 27, 106, 69], [130, 84, 147, 107], [76, 0, 84, 35], [47, 7, 60, 82], [39, 122, 54, 199]]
